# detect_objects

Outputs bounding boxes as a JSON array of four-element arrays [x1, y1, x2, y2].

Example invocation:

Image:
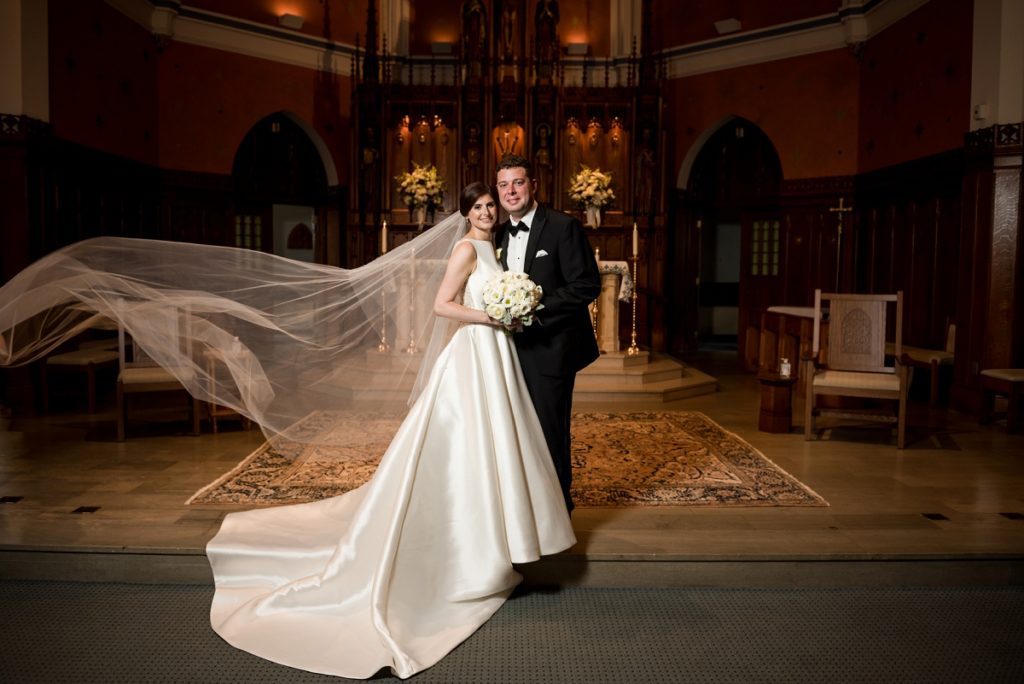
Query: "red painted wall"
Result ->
[[408, 0, 459, 54], [857, 0, 973, 173], [187, 0, 366, 45], [668, 48, 860, 183], [155, 41, 351, 180], [653, 0, 838, 50], [560, 0, 610, 55], [48, 0, 159, 165]]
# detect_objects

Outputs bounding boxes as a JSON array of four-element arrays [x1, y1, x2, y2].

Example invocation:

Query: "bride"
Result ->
[[0, 181, 574, 679]]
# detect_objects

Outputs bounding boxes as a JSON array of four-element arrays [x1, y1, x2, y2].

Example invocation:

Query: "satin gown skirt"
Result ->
[[207, 240, 575, 679]]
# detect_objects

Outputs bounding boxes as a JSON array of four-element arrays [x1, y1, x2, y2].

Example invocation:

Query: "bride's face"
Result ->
[[467, 194, 497, 233]]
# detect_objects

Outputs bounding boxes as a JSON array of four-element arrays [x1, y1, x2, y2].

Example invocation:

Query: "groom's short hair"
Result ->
[[496, 154, 532, 177]]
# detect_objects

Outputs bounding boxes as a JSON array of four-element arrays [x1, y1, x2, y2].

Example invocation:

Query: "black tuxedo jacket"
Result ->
[[498, 203, 601, 377]]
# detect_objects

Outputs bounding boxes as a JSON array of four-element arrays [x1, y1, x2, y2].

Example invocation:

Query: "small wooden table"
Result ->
[[757, 371, 796, 433]]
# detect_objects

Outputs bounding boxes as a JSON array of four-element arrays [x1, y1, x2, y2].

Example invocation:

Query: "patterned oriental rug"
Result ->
[[187, 411, 827, 507]]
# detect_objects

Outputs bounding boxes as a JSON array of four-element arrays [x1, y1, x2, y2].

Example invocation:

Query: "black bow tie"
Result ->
[[508, 222, 529, 237]]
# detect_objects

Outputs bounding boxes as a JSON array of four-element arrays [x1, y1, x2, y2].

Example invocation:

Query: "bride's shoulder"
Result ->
[[449, 240, 479, 263]]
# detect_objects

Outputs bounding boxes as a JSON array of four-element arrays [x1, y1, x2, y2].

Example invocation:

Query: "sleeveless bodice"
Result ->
[[461, 239, 500, 310]]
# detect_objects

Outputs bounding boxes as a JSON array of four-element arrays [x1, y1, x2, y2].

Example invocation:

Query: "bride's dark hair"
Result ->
[[459, 182, 497, 216]]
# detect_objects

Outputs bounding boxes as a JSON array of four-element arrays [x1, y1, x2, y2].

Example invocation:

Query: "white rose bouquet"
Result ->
[[567, 165, 615, 209], [482, 271, 544, 331]]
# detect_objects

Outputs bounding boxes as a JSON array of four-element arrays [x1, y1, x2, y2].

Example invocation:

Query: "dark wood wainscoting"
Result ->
[[854, 150, 964, 350]]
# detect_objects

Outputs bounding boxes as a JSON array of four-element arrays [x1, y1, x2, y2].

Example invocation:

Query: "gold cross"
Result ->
[[829, 197, 853, 234], [828, 197, 852, 291]]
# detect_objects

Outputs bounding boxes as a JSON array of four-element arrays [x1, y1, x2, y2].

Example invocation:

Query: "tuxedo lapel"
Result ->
[[522, 204, 547, 274], [499, 222, 511, 270]]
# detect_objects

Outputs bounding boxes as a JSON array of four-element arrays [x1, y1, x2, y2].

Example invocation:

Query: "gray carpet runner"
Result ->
[[1, 581, 1021, 683]]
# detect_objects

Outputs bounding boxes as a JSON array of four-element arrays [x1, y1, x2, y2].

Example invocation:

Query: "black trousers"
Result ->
[[518, 358, 576, 513]]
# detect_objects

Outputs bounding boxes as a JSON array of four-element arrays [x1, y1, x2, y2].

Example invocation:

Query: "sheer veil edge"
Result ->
[[0, 212, 470, 448]]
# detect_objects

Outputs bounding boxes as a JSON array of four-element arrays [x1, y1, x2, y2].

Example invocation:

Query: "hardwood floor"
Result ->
[[2, 352, 1022, 586]]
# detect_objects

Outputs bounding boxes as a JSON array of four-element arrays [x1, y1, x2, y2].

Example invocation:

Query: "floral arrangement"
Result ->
[[483, 271, 544, 330], [395, 163, 446, 209], [567, 165, 616, 209]]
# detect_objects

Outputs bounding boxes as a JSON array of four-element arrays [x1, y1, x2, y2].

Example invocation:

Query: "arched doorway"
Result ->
[[232, 112, 332, 263], [669, 117, 782, 365]]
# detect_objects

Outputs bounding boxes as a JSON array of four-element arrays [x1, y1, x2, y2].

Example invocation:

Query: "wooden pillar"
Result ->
[[952, 122, 1023, 412]]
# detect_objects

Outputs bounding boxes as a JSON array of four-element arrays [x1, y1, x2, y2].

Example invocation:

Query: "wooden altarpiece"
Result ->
[[347, 1, 668, 356]]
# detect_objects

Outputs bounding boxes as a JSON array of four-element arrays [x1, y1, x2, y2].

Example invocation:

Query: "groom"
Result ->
[[496, 154, 601, 513]]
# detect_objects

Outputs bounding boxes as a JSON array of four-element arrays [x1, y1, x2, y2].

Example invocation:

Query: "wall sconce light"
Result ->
[[279, 13, 304, 30], [431, 42, 454, 55], [714, 18, 741, 35], [566, 43, 588, 56]]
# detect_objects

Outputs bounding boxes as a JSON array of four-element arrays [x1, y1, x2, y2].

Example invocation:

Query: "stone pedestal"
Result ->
[[598, 271, 622, 353]]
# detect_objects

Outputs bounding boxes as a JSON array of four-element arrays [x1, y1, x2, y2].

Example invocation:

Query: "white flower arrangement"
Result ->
[[395, 163, 446, 209], [567, 165, 616, 209], [482, 271, 544, 330]]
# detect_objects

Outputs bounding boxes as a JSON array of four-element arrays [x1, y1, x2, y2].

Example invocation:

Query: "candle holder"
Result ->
[[404, 249, 418, 354], [377, 222, 391, 353], [591, 247, 600, 340], [626, 255, 640, 356], [377, 290, 391, 353]]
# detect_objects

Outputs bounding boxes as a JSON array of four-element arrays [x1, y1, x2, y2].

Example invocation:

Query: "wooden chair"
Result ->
[[43, 346, 119, 413], [116, 307, 201, 441], [888, 321, 955, 406], [802, 290, 909, 448]]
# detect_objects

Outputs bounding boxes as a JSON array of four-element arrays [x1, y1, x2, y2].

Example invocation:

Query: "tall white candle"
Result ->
[[632, 222, 639, 257], [381, 220, 388, 255]]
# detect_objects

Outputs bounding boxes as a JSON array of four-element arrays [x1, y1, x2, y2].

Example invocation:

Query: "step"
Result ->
[[2, 547, 1019, 588]]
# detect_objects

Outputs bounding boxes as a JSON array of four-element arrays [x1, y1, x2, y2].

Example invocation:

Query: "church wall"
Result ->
[[667, 48, 860, 184], [408, 1, 459, 54], [652, 0, 839, 50], [558, 0, 611, 55], [155, 41, 352, 182], [854, 150, 963, 351], [856, 0, 973, 174], [184, 0, 366, 44], [47, 0, 159, 167]]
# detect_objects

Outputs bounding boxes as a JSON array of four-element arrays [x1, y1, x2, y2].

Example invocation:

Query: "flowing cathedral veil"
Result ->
[[0, 212, 471, 447]]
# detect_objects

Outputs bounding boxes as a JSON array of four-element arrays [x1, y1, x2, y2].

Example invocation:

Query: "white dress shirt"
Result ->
[[506, 202, 537, 273]]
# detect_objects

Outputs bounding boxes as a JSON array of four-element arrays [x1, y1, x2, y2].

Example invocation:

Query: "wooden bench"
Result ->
[[979, 369, 1024, 433], [886, 324, 955, 406]]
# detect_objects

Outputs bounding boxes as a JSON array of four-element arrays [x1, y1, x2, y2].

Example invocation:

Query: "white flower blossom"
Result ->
[[482, 271, 545, 330], [395, 163, 446, 210]]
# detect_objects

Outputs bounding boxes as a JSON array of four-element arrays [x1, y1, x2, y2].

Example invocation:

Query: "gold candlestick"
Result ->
[[377, 289, 391, 353], [626, 255, 640, 356], [591, 247, 600, 339], [377, 220, 391, 353], [405, 247, 418, 354]]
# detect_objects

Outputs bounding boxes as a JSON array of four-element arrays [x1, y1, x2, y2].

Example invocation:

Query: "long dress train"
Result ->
[[206, 239, 575, 678]]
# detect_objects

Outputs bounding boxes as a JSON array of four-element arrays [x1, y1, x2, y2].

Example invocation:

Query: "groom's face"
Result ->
[[496, 166, 535, 219]]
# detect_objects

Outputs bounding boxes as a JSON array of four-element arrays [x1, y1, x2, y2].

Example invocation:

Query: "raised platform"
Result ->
[[322, 349, 717, 403], [576, 352, 717, 402]]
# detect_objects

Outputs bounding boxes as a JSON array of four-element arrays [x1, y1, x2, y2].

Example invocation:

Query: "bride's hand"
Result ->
[[502, 319, 524, 334]]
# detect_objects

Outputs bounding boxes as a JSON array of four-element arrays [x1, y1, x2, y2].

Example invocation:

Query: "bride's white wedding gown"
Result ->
[[206, 239, 575, 679]]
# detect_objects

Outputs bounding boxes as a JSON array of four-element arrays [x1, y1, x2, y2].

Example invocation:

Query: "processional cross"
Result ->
[[829, 197, 853, 291]]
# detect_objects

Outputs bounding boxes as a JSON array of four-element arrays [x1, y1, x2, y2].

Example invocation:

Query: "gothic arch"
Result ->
[[676, 115, 784, 191], [278, 111, 339, 187]]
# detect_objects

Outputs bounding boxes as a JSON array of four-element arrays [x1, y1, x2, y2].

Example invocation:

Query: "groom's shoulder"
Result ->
[[538, 203, 575, 228]]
